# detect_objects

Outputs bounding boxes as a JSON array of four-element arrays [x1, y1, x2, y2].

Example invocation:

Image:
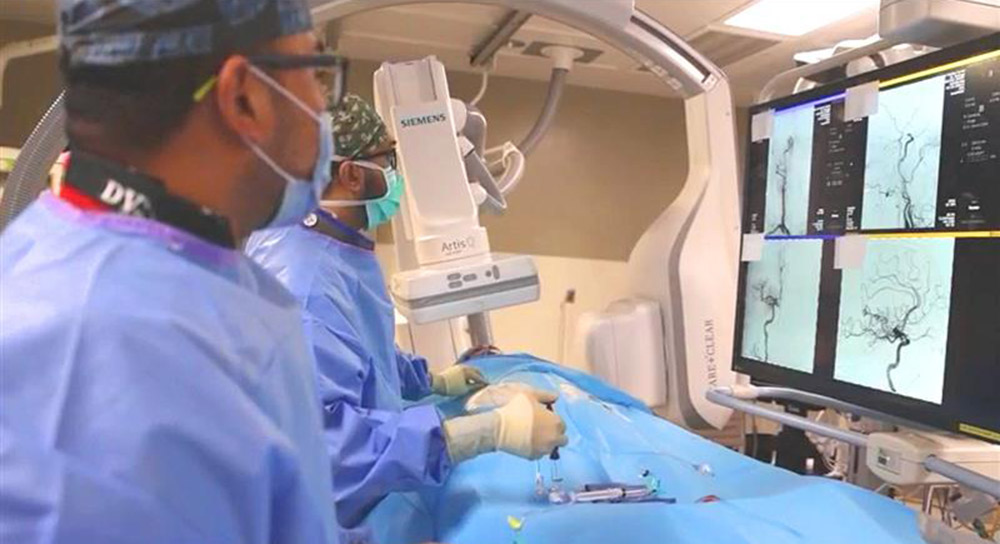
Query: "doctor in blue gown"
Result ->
[[0, 1, 357, 542], [247, 94, 568, 529]]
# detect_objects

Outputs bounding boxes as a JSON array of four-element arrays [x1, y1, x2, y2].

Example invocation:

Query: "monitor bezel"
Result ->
[[733, 33, 1000, 443]]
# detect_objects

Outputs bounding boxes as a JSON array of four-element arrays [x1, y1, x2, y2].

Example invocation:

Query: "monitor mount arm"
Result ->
[[708, 386, 1000, 500]]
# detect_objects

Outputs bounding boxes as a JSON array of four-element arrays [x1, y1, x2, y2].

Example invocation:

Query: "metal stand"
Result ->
[[706, 387, 868, 447], [924, 456, 1000, 499], [707, 386, 1000, 499], [467, 312, 494, 347]]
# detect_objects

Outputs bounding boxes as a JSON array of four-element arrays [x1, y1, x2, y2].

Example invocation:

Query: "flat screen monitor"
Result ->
[[734, 34, 1000, 444]]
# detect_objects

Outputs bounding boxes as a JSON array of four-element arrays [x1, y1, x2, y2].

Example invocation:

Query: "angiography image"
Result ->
[[835, 238, 955, 403], [862, 75, 946, 230], [765, 105, 815, 236], [741, 239, 824, 373]]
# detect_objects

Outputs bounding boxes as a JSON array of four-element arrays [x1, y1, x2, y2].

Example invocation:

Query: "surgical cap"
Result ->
[[59, 0, 313, 67], [332, 94, 390, 159]]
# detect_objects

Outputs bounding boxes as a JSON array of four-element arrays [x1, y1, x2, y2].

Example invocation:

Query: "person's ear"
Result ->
[[214, 56, 277, 144], [337, 162, 366, 198]]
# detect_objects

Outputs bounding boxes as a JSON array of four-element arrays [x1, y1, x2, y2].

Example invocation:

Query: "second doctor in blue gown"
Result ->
[[247, 95, 567, 529]]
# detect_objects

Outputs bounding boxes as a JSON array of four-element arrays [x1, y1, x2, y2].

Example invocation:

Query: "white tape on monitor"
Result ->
[[742, 233, 765, 262], [751, 110, 774, 142], [835, 235, 868, 270], [845, 81, 879, 122]]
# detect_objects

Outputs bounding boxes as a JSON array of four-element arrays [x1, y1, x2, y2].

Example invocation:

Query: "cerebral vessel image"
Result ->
[[765, 105, 814, 236], [862, 75, 945, 230], [750, 250, 785, 361], [741, 240, 823, 373], [835, 238, 954, 403]]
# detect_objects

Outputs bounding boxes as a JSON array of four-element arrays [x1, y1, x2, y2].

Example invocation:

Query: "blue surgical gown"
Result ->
[[246, 213, 452, 529], [0, 194, 351, 544]]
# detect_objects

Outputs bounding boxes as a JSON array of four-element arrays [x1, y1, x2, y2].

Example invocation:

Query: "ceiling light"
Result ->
[[724, 0, 879, 37]]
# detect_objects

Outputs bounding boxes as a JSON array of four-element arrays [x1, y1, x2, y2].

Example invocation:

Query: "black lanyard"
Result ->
[[64, 151, 235, 248], [303, 209, 375, 251]]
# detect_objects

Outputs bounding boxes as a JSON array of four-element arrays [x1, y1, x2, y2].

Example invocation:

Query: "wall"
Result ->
[[0, 21, 60, 148]]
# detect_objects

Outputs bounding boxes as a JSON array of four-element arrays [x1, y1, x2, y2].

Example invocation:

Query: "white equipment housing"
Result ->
[[373, 58, 489, 266], [879, 0, 1000, 47], [577, 299, 666, 407], [373, 57, 541, 334], [580, 67, 740, 430], [390, 253, 539, 324], [867, 431, 1000, 486]]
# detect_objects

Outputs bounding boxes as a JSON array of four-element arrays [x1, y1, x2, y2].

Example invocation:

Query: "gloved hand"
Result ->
[[442, 392, 567, 463], [431, 364, 488, 396], [494, 391, 567, 459], [465, 382, 557, 413]]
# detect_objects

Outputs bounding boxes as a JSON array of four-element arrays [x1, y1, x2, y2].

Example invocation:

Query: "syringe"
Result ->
[[544, 402, 562, 491]]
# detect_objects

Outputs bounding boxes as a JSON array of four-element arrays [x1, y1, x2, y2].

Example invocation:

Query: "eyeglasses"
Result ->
[[248, 53, 346, 106], [193, 52, 347, 106], [357, 148, 398, 170]]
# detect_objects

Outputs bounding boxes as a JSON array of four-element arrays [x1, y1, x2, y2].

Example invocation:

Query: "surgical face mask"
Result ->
[[245, 65, 336, 230], [322, 160, 404, 231]]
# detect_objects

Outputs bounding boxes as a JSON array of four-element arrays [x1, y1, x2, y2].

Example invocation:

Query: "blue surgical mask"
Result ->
[[245, 65, 336, 229], [321, 160, 404, 231]]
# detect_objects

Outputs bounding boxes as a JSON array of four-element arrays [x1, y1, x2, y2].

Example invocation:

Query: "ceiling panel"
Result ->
[[341, 32, 668, 96], [1, 0, 56, 24], [1, 0, 888, 106], [723, 10, 879, 105], [340, 9, 497, 49], [520, 13, 609, 41], [336, 5, 677, 97], [689, 27, 782, 67], [334, 1, 883, 105], [376, 4, 511, 25], [636, 0, 751, 37]]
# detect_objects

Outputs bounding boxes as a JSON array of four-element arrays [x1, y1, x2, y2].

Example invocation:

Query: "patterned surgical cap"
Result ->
[[332, 94, 390, 159], [59, 0, 312, 67]]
